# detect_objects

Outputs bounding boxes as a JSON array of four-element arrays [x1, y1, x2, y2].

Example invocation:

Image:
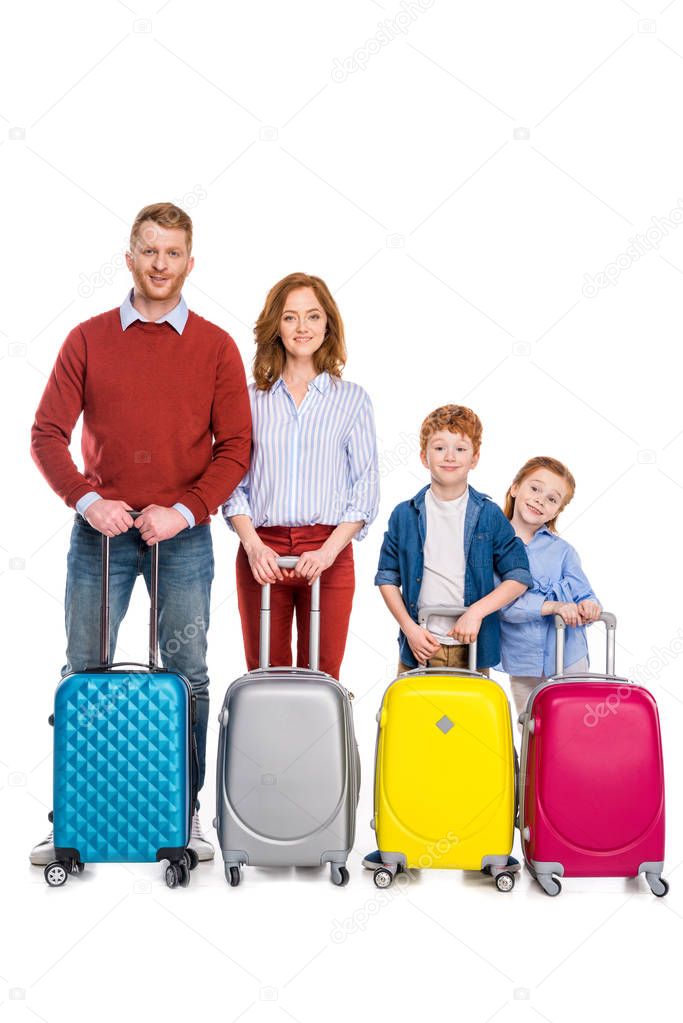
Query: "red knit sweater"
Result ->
[[31, 308, 252, 525]]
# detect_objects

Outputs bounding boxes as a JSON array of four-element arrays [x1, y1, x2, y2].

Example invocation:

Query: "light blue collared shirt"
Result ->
[[76, 290, 195, 528], [498, 525, 600, 676], [119, 287, 189, 334], [222, 373, 379, 540]]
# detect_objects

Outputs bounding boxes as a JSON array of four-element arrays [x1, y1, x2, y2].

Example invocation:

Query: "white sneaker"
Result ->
[[188, 813, 214, 861], [30, 830, 56, 866]]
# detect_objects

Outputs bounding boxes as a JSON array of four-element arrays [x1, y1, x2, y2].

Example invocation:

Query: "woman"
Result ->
[[223, 272, 379, 678]]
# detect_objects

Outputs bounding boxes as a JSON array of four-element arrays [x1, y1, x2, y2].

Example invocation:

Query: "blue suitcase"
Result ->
[[44, 528, 198, 888]]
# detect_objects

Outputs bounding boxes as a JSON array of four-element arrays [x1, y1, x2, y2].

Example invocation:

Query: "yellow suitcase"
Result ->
[[369, 617, 518, 891]]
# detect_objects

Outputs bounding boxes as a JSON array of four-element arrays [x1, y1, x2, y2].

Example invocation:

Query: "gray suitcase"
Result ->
[[214, 557, 360, 886]]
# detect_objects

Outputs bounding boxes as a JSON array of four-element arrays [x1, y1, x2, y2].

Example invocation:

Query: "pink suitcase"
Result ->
[[518, 612, 668, 897]]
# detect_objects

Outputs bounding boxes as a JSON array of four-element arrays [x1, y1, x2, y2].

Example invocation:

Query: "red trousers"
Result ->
[[235, 525, 355, 679]]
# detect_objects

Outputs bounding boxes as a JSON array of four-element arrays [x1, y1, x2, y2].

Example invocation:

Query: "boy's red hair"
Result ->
[[420, 404, 483, 455]]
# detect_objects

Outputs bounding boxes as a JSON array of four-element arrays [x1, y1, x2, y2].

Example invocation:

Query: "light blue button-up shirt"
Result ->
[[498, 525, 599, 676], [75, 290, 195, 528], [119, 287, 189, 333], [223, 373, 379, 539]]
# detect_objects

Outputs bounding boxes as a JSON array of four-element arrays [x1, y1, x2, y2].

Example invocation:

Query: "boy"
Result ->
[[363, 404, 531, 867], [376, 404, 531, 673]]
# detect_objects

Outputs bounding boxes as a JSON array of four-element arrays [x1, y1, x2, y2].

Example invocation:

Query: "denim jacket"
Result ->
[[375, 484, 532, 670]]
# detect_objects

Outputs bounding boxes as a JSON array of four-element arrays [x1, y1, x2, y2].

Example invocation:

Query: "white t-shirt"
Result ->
[[417, 487, 469, 645]]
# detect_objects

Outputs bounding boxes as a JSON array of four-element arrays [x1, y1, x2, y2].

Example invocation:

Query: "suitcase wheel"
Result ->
[[648, 875, 669, 898], [165, 864, 179, 888], [537, 875, 562, 897], [184, 849, 199, 871], [494, 871, 515, 893], [165, 861, 190, 889], [330, 865, 349, 887], [44, 861, 68, 888], [226, 865, 241, 887], [373, 867, 394, 889]]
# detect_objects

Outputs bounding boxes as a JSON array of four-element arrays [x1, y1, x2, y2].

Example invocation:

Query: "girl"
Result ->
[[499, 456, 602, 718], [223, 272, 379, 679]]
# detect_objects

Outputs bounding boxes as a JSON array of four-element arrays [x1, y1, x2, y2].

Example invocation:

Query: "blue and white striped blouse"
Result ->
[[222, 373, 379, 540]]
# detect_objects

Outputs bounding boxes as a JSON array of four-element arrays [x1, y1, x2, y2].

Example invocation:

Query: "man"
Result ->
[[30, 202, 252, 863]]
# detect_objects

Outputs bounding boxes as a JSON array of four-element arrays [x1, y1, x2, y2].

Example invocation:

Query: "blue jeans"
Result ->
[[63, 515, 214, 805]]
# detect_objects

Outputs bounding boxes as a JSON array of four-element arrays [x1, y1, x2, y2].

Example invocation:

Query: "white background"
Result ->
[[2, 1, 683, 1020]]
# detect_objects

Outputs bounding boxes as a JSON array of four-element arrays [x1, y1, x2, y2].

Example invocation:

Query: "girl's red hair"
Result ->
[[504, 456, 576, 533]]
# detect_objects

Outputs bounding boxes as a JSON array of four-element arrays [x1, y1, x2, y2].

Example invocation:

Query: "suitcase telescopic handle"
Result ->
[[100, 511, 159, 670], [259, 556, 321, 671], [554, 610, 617, 677], [417, 605, 477, 671]]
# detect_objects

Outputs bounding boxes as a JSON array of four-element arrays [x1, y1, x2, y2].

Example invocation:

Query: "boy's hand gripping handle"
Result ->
[[417, 605, 477, 671], [259, 557, 321, 671], [553, 610, 617, 677]]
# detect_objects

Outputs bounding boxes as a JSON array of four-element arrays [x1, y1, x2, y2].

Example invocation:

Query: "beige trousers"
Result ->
[[508, 656, 589, 718], [399, 643, 490, 677]]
